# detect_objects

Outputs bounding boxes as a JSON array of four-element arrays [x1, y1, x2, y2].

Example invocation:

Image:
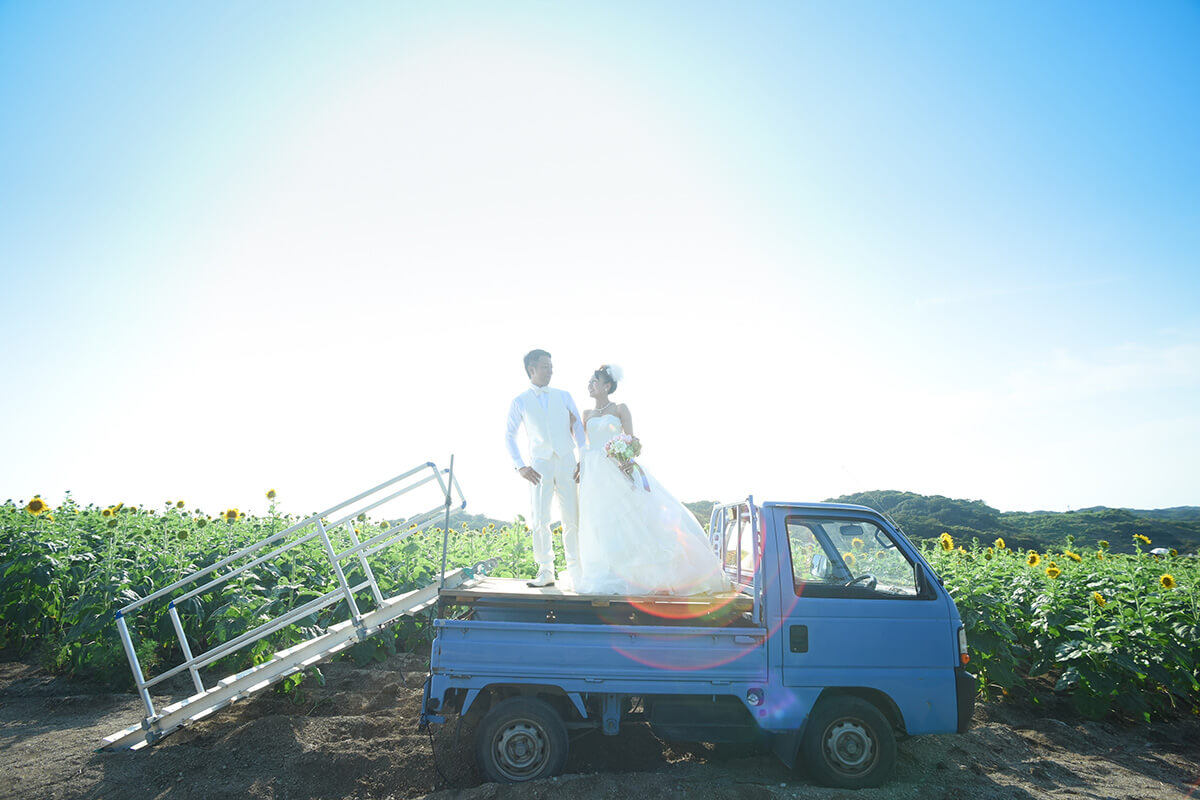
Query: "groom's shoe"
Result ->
[[527, 569, 555, 588]]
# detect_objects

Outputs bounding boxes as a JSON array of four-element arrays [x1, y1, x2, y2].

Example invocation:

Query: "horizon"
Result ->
[[7, 484, 1198, 523], [3, 2, 1197, 521]]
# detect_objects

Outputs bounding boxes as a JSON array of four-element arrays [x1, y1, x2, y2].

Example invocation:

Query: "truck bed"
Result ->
[[428, 578, 767, 704]]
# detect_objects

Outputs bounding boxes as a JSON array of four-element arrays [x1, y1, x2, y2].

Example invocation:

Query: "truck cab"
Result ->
[[422, 498, 974, 788]]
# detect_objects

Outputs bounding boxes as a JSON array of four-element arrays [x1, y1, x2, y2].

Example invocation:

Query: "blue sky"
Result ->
[[2, 2, 1197, 520]]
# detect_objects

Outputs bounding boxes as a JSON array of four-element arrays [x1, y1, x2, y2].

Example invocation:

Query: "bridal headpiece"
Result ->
[[602, 364, 624, 383]]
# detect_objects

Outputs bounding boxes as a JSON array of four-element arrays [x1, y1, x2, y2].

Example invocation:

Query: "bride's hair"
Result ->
[[594, 364, 619, 394]]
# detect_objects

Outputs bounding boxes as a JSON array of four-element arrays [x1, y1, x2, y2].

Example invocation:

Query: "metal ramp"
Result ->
[[101, 461, 469, 750]]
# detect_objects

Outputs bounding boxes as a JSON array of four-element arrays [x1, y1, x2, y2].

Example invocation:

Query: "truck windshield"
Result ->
[[786, 517, 920, 597]]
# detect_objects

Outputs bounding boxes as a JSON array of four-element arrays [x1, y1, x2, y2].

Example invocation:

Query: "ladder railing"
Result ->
[[108, 461, 466, 745]]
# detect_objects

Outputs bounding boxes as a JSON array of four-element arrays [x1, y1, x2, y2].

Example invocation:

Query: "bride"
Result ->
[[565, 364, 731, 596]]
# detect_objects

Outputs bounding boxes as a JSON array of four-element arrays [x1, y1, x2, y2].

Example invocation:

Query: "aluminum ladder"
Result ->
[[101, 461, 469, 750]]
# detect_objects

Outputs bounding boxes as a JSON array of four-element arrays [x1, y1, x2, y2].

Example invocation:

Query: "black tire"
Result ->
[[474, 697, 569, 783], [801, 695, 896, 789]]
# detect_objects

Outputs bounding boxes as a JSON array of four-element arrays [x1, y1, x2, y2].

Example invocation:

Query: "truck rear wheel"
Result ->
[[801, 695, 895, 789], [475, 697, 568, 783]]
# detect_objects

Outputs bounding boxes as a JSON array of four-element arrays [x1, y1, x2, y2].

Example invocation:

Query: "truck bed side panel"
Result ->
[[432, 619, 769, 686]]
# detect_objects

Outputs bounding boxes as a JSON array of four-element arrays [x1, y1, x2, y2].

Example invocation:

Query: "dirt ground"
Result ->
[[1, 653, 1197, 800]]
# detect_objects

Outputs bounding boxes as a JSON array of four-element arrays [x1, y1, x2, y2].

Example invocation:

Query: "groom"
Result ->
[[505, 349, 585, 587]]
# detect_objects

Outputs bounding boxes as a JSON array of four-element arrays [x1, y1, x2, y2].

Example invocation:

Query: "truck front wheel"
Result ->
[[801, 695, 896, 789], [475, 697, 568, 783]]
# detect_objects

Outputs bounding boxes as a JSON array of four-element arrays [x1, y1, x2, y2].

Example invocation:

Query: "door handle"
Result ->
[[789, 625, 809, 653]]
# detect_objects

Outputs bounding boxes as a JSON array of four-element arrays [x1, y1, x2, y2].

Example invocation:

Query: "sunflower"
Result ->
[[851, 537, 865, 550], [223, 508, 239, 522], [1064, 550, 1082, 563], [1098, 540, 1110, 550], [1170, 549, 1178, 557], [984, 547, 994, 561], [1092, 592, 1106, 607], [197, 518, 208, 528], [266, 489, 277, 500], [939, 533, 954, 552], [1160, 574, 1177, 590], [842, 552, 856, 567], [176, 500, 185, 509], [994, 537, 1006, 550], [1046, 566, 1062, 579], [25, 497, 48, 515], [102, 507, 114, 518], [1026, 552, 1041, 567], [1134, 534, 1152, 546]]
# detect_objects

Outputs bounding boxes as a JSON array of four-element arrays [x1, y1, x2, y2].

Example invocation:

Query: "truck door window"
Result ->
[[787, 517, 920, 598]]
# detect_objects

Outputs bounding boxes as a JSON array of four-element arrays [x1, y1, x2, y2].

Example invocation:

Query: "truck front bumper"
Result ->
[[955, 667, 977, 733]]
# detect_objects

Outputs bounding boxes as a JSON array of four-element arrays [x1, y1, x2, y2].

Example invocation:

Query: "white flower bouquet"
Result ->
[[604, 434, 648, 490]]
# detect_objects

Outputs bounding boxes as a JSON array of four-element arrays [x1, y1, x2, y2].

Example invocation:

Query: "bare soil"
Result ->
[[1, 654, 1197, 800]]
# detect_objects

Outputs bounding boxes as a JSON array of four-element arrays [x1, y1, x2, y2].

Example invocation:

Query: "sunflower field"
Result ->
[[0, 493, 547, 692], [926, 532, 1199, 719], [2, 494, 1197, 720]]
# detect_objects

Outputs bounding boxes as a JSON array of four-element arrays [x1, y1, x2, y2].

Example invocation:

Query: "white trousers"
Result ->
[[529, 453, 579, 575]]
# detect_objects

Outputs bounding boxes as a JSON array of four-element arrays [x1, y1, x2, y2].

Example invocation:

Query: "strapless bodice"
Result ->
[[585, 413, 623, 449]]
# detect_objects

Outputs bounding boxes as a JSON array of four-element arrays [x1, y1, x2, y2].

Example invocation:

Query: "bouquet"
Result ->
[[604, 434, 649, 491]]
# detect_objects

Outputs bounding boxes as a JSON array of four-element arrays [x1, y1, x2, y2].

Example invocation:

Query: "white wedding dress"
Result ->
[[566, 413, 730, 596]]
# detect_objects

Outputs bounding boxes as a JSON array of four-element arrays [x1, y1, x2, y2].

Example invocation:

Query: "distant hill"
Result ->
[[684, 500, 718, 527], [824, 491, 1200, 555], [1079, 505, 1200, 522], [454, 511, 512, 529], [402, 510, 511, 530], [464, 497, 1200, 556]]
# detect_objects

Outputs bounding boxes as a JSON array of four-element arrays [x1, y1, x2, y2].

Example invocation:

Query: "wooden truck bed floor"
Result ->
[[440, 576, 754, 614]]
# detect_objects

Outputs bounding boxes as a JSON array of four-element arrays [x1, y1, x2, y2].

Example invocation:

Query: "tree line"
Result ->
[[684, 493, 1200, 555]]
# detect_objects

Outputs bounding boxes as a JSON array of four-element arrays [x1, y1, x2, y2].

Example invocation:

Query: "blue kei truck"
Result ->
[[100, 466, 972, 790], [420, 497, 976, 789]]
